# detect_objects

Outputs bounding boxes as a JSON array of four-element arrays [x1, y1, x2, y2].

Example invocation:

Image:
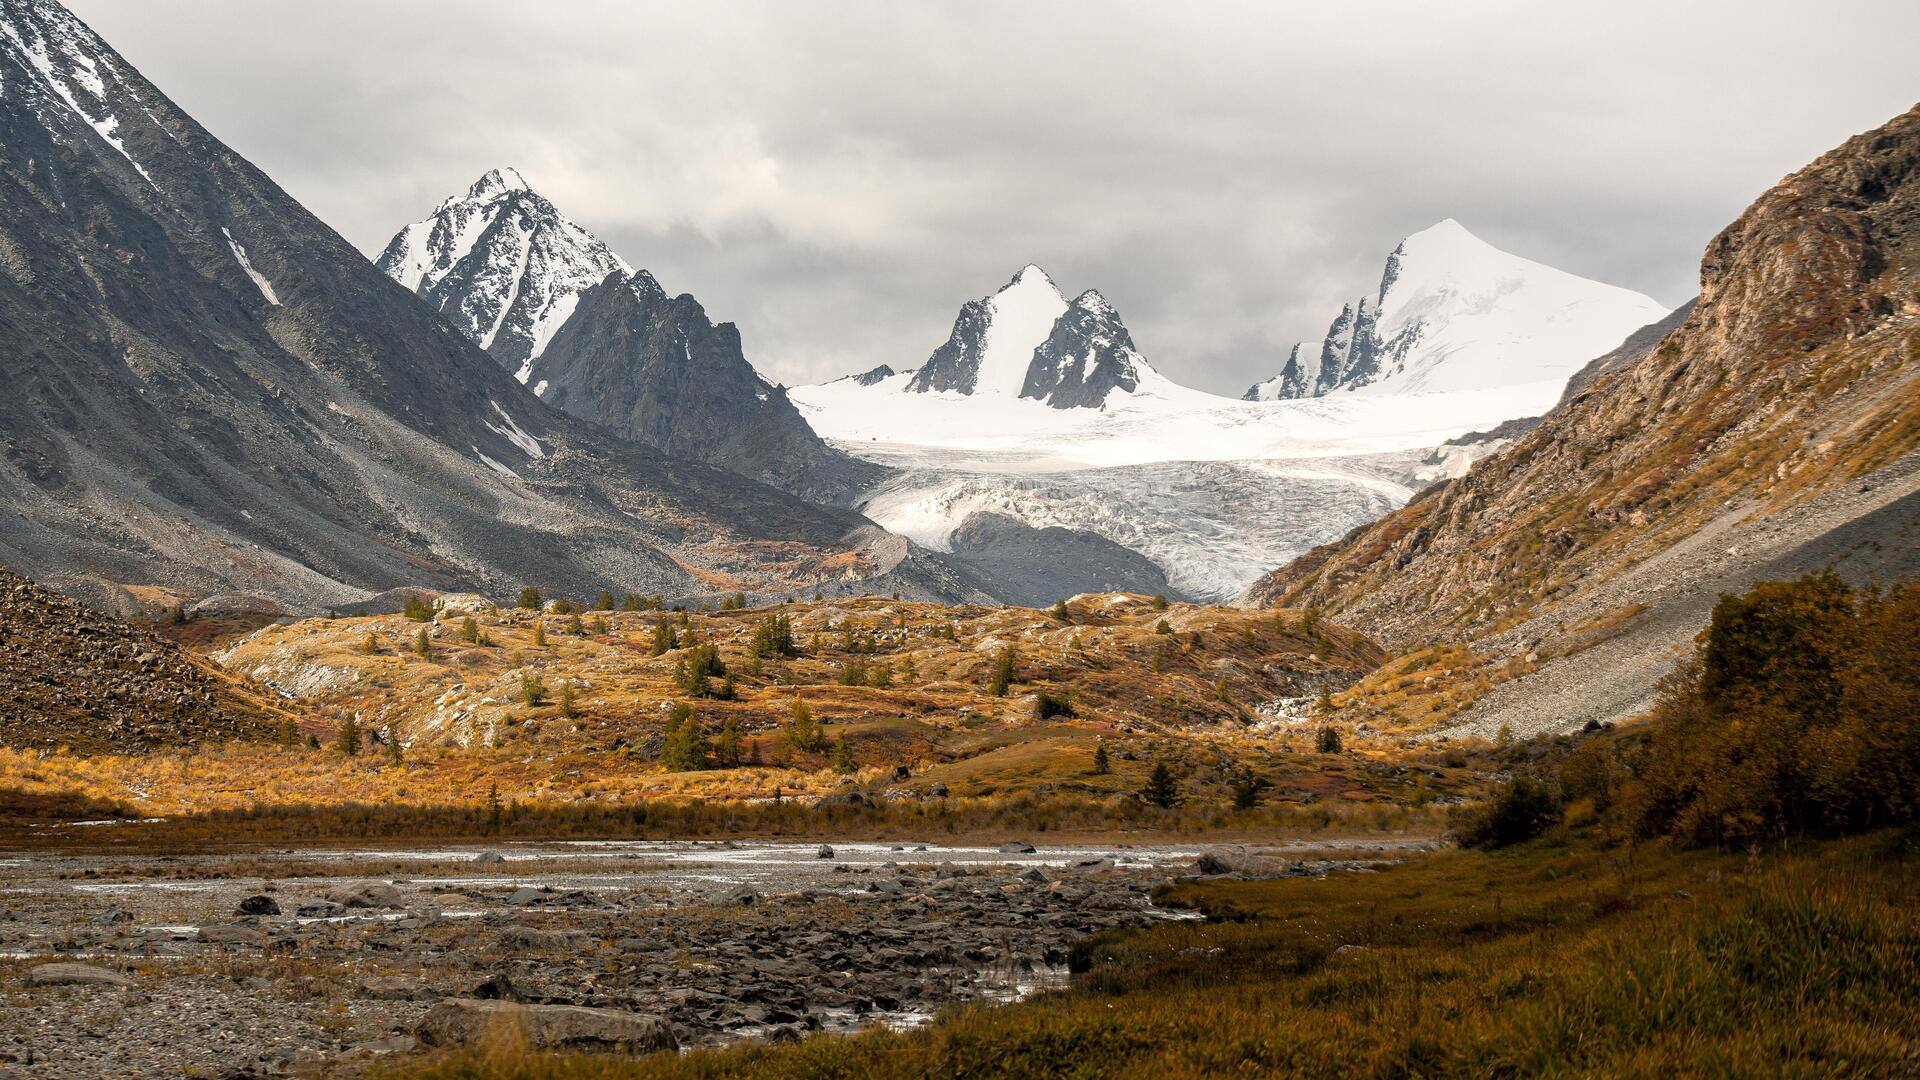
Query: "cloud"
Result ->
[[71, 0, 1920, 393]]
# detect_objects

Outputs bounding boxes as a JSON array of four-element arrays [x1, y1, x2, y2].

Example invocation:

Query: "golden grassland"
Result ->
[[376, 827, 1919, 1079]]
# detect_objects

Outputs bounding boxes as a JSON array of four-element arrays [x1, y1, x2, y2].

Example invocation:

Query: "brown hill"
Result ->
[[1245, 104, 1920, 723], [0, 566, 278, 751]]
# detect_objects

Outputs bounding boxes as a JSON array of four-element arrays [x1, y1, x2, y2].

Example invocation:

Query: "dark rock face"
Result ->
[[907, 298, 992, 395], [0, 0, 963, 609], [846, 365, 896, 386], [0, 566, 271, 750], [534, 274, 881, 502], [379, 174, 879, 504], [946, 512, 1172, 607], [1020, 291, 1144, 409], [1558, 299, 1698, 405]]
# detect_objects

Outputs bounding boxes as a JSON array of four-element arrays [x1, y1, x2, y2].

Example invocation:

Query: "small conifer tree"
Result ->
[[413, 628, 431, 658], [1141, 761, 1177, 808], [1091, 740, 1110, 775], [987, 645, 1016, 697], [461, 616, 480, 644], [1317, 725, 1342, 754], [336, 715, 361, 757], [519, 587, 542, 610], [831, 735, 855, 774]]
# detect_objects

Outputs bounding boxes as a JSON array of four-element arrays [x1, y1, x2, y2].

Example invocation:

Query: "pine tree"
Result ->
[[622, 593, 642, 612], [1049, 599, 1070, 622], [558, 681, 578, 719], [597, 590, 616, 611], [1091, 740, 1110, 775], [987, 645, 1016, 697], [715, 716, 744, 768], [404, 595, 434, 622], [587, 615, 608, 635], [1317, 725, 1342, 754], [336, 715, 361, 757], [413, 627, 432, 658], [461, 616, 481, 644], [1151, 593, 1169, 611], [385, 729, 404, 766], [485, 783, 504, 835], [872, 659, 894, 689], [651, 617, 678, 656], [568, 614, 584, 636], [532, 622, 548, 647], [1141, 762, 1177, 808], [1155, 619, 1173, 635], [361, 632, 379, 655], [661, 705, 710, 771], [784, 698, 824, 753], [519, 587, 542, 610], [521, 673, 547, 707], [276, 717, 299, 748], [830, 735, 855, 774]]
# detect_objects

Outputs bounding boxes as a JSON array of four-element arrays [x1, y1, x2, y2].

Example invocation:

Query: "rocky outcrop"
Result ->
[[1557, 299, 1698, 404], [1020, 290, 1146, 408], [1246, 104, 1920, 650], [945, 512, 1173, 606], [418, 999, 676, 1054], [0, 566, 275, 751]]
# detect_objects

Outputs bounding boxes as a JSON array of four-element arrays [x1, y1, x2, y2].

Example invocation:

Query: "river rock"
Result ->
[[418, 998, 677, 1053], [237, 894, 282, 916], [999, 841, 1037, 854], [29, 962, 133, 988], [327, 880, 404, 908]]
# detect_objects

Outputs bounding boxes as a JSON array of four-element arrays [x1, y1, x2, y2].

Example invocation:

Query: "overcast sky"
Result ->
[[71, 1, 1920, 394]]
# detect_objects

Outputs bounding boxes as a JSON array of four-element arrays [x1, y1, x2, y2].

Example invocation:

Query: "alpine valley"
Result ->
[[1, 2, 1918, 1078]]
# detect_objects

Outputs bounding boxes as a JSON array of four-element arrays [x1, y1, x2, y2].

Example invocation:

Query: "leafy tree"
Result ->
[[518, 587, 542, 610], [1091, 740, 1110, 775], [1316, 726, 1342, 754], [987, 645, 1016, 697], [1141, 762, 1178, 808]]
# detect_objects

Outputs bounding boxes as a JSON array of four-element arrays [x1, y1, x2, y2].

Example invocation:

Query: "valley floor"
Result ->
[[380, 828, 1920, 1079]]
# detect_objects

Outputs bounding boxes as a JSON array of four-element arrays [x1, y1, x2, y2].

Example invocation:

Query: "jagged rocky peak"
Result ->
[[841, 364, 896, 386], [1248, 218, 1668, 401], [1242, 341, 1322, 401], [908, 264, 1069, 396], [376, 167, 642, 382], [1021, 288, 1149, 409]]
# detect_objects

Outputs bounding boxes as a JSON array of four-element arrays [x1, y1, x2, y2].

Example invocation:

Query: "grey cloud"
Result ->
[[70, 0, 1920, 394]]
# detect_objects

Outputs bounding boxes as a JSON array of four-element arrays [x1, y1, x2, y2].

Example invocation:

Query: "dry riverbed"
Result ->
[[0, 836, 1430, 1076]]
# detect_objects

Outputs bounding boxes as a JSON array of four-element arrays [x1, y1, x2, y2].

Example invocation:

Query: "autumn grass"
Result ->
[[377, 829, 1919, 1079]]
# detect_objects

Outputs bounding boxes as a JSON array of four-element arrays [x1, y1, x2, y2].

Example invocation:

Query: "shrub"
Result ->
[[1454, 776, 1560, 848], [403, 595, 433, 622], [1033, 690, 1074, 721], [1316, 726, 1342, 754], [1626, 572, 1920, 844], [520, 673, 547, 707], [518, 587, 541, 610], [1049, 599, 1070, 622]]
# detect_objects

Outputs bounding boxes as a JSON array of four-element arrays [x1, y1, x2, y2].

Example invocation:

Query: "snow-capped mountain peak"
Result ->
[[907, 264, 1068, 397], [376, 168, 633, 379], [1249, 219, 1669, 400]]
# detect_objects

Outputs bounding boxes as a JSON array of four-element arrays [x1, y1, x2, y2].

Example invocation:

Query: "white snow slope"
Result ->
[[794, 242, 1669, 601]]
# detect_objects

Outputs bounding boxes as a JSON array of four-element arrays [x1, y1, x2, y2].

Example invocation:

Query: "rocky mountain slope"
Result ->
[[0, 0, 973, 611], [943, 511, 1170, 606], [1247, 104, 1920, 726], [0, 565, 278, 750], [378, 172, 876, 501], [1243, 220, 1669, 401]]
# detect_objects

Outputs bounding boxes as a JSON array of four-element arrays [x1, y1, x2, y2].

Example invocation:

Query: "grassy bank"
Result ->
[[379, 827, 1918, 1078]]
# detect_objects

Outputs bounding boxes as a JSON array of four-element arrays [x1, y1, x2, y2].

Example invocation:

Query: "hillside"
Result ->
[[1245, 104, 1920, 731], [0, 0, 966, 613], [0, 566, 280, 751]]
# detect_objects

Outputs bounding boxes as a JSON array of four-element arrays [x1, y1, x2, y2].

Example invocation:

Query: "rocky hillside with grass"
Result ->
[[0, 566, 277, 751], [1247, 103, 1920, 661]]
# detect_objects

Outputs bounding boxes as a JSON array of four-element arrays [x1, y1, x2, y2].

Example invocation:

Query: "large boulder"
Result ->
[[417, 999, 676, 1054], [326, 880, 404, 909], [29, 962, 132, 988]]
